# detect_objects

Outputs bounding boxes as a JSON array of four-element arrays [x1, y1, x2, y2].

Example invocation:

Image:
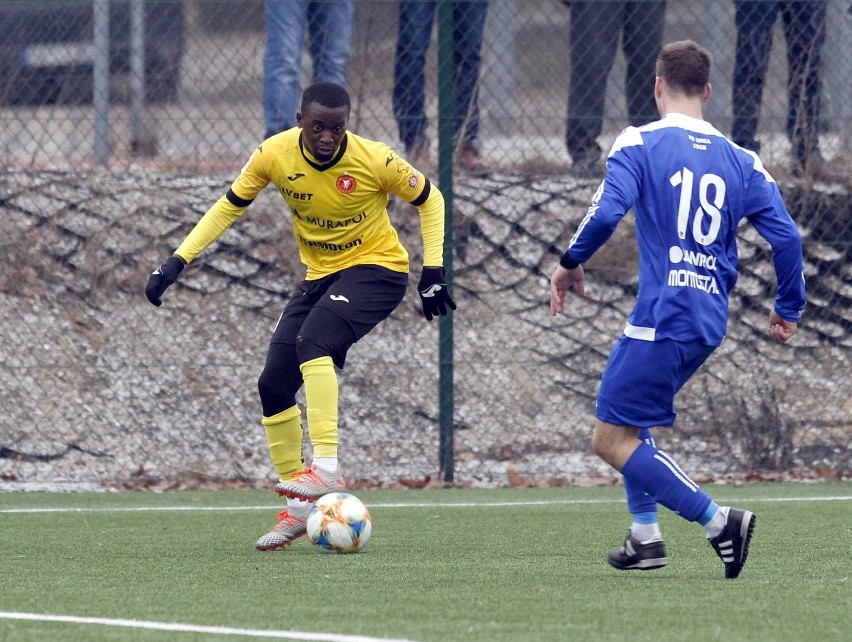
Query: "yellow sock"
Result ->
[[299, 356, 338, 459], [261, 405, 303, 482]]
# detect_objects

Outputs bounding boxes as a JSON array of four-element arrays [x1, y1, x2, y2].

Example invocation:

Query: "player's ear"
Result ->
[[703, 83, 712, 103], [654, 77, 665, 116]]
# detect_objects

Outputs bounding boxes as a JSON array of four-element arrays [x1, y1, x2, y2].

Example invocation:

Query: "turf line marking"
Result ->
[[0, 611, 418, 642], [1, 495, 849, 514]]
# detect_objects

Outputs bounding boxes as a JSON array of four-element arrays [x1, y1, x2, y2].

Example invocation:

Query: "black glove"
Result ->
[[417, 267, 456, 321], [145, 255, 185, 306]]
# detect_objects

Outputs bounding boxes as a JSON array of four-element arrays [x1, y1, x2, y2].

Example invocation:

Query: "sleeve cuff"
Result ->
[[559, 252, 580, 270]]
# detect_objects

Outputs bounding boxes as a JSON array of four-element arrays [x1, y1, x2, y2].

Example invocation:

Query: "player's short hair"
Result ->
[[655, 40, 712, 97], [301, 82, 351, 113]]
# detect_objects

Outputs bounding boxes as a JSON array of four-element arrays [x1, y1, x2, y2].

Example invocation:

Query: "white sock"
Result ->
[[313, 457, 337, 473], [630, 522, 662, 542], [287, 498, 312, 517], [704, 506, 727, 538]]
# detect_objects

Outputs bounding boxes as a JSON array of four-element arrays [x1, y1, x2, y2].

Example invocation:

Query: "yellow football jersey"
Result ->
[[176, 129, 440, 280]]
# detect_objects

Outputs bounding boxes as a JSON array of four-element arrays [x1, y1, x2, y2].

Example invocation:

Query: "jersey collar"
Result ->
[[299, 132, 348, 171], [656, 113, 722, 138]]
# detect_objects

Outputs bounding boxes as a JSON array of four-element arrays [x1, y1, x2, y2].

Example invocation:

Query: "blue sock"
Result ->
[[625, 428, 658, 519], [631, 511, 659, 524], [698, 501, 720, 526], [638, 427, 656, 449], [625, 477, 657, 516], [621, 442, 712, 523]]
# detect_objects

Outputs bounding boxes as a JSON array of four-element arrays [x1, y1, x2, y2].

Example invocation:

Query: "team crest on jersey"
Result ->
[[336, 174, 356, 194], [408, 172, 419, 189]]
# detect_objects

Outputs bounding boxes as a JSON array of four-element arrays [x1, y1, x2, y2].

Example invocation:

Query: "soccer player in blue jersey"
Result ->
[[549, 40, 805, 578]]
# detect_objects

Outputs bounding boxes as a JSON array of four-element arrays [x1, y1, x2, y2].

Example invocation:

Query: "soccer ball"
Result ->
[[306, 492, 372, 554]]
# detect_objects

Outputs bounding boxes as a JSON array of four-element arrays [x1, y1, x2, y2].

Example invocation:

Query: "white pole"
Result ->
[[823, 0, 851, 148], [92, 0, 110, 165]]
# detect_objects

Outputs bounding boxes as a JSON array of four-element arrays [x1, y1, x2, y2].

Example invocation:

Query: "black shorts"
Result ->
[[271, 265, 408, 363]]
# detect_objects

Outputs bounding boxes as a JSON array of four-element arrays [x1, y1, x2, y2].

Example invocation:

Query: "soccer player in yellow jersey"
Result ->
[[145, 82, 455, 551]]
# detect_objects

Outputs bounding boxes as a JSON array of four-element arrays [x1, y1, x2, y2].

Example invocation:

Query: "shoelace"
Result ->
[[288, 467, 329, 485], [273, 510, 305, 527]]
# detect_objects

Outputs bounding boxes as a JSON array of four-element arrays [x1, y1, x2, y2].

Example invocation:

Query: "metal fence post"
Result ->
[[129, 0, 155, 154], [92, 0, 110, 165], [437, 0, 455, 483], [825, 0, 852, 138]]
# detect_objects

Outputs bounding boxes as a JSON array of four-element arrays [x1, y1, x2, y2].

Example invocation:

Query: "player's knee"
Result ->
[[257, 367, 299, 416], [591, 422, 622, 463], [591, 428, 609, 461], [295, 306, 357, 367], [295, 331, 348, 368], [257, 369, 275, 402], [592, 422, 642, 470], [295, 333, 328, 364]]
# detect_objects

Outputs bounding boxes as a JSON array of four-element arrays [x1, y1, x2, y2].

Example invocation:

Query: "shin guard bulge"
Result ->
[[261, 405, 303, 481], [299, 356, 339, 459], [625, 428, 658, 517], [621, 442, 712, 522]]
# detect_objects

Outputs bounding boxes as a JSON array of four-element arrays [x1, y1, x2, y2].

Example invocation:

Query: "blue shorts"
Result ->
[[595, 336, 715, 428]]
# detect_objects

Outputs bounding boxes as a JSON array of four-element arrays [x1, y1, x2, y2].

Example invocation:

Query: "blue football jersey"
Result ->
[[566, 113, 806, 346]]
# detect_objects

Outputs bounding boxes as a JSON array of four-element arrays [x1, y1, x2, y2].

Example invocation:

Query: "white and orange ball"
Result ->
[[306, 492, 372, 554]]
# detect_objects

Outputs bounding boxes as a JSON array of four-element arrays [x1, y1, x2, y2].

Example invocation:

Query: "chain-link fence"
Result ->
[[2, 0, 850, 172], [1, 1, 850, 489]]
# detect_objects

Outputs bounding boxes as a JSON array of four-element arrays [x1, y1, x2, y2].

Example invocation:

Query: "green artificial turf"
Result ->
[[0, 483, 849, 641]]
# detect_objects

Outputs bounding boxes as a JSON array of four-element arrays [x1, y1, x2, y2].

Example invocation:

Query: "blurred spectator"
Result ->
[[263, 0, 354, 139], [392, 0, 489, 172], [732, 0, 837, 180], [563, 0, 666, 178]]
